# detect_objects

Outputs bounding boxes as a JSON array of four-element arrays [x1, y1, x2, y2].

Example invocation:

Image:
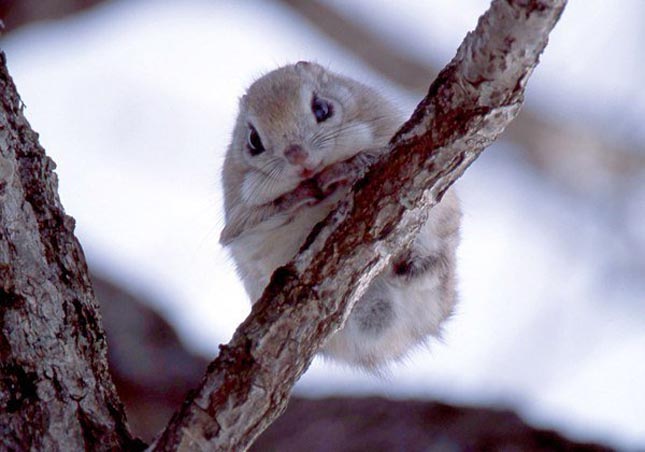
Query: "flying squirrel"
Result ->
[[220, 61, 461, 369]]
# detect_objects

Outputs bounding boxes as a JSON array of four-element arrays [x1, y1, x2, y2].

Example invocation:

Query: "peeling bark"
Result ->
[[0, 52, 143, 451], [150, 1, 567, 451]]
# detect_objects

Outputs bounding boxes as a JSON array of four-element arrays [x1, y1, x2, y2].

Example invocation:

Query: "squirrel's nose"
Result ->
[[284, 144, 309, 165]]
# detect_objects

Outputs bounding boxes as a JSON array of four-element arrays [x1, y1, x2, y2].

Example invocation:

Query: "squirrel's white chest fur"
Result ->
[[229, 201, 333, 302]]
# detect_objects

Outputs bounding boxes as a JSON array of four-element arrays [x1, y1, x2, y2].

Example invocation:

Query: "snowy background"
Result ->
[[2, 0, 644, 449]]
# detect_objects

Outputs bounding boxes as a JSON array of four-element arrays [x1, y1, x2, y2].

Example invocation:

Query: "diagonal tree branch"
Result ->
[[278, 0, 645, 191], [150, 1, 567, 450]]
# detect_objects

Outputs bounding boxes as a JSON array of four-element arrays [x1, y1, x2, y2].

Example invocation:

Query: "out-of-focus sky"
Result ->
[[2, 0, 644, 449]]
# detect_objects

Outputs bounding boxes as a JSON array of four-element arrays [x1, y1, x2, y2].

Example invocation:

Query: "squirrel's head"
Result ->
[[224, 62, 399, 207]]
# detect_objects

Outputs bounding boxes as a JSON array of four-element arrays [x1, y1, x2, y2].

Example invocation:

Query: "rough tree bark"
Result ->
[[0, 0, 566, 450], [278, 0, 645, 191], [0, 53, 143, 450], [150, 1, 566, 451]]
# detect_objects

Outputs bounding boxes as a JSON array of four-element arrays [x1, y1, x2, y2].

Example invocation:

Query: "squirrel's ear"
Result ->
[[239, 94, 248, 107], [295, 61, 312, 71], [295, 61, 323, 75], [295, 61, 329, 83]]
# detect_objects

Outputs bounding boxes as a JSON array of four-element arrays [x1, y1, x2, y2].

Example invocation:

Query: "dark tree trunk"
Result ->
[[0, 52, 143, 451]]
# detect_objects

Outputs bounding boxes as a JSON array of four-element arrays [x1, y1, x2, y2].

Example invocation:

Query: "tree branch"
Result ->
[[278, 0, 645, 192], [150, 1, 566, 450], [0, 53, 144, 450]]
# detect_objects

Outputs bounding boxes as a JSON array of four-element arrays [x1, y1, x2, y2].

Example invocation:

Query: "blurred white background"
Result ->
[[2, 0, 644, 449]]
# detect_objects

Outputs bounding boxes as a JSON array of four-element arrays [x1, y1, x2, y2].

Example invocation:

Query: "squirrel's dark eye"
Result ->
[[247, 125, 265, 156], [312, 95, 333, 123]]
